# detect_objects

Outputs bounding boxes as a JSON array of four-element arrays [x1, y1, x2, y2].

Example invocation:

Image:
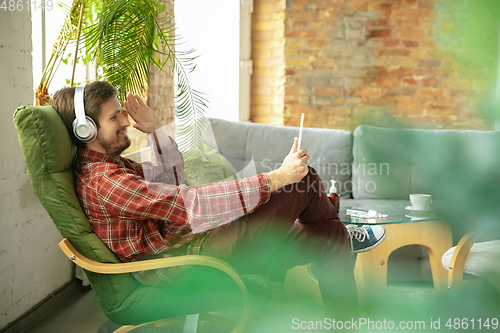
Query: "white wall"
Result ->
[[0, 9, 73, 330]]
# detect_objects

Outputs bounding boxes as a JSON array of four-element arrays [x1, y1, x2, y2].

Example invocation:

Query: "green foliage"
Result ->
[[438, 0, 500, 96], [456, 0, 500, 71], [173, 50, 209, 177], [84, 0, 165, 100]]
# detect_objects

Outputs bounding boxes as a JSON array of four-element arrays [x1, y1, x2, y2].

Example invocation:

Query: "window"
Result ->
[[175, 0, 252, 122], [31, 0, 88, 101]]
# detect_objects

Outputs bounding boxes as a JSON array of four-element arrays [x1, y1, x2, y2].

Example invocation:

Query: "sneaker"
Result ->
[[346, 225, 387, 253]]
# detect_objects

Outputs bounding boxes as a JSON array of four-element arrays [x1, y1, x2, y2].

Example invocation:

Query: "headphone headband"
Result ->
[[74, 85, 86, 124]]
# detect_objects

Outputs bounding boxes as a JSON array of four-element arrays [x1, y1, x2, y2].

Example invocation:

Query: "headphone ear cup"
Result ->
[[72, 84, 97, 143], [73, 116, 97, 143]]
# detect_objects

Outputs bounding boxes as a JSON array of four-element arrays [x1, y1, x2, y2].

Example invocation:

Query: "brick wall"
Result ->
[[251, 0, 286, 125], [0, 10, 73, 330], [251, 0, 493, 130]]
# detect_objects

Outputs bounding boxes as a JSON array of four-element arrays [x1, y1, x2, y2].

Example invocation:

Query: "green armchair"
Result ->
[[13, 105, 272, 332]]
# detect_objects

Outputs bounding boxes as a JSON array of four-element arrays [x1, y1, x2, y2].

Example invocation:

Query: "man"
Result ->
[[52, 80, 386, 313]]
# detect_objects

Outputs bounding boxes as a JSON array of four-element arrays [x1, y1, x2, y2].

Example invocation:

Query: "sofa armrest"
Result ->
[[447, 231, 482, 290]]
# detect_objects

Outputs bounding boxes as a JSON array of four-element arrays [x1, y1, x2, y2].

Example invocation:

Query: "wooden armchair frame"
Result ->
[[59, 238, 250, 333], [446, 231, 482, 290]]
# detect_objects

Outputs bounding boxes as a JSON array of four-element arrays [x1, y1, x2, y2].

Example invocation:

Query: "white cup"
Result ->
[[410, 194, 432, 210]]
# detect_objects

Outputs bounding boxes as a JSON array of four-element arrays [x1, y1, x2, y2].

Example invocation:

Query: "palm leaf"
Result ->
[[83, 0, 207, 177], [170, 50, 209, 177]]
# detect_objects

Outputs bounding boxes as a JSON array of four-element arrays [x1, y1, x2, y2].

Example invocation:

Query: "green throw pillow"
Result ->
[[185, 142, 239, 186]]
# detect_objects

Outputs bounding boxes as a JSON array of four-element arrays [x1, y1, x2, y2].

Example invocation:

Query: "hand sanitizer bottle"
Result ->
[[328, 178, 340, 214]]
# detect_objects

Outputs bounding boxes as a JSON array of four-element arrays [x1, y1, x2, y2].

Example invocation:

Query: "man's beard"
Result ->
[[97, 130, 131, 157]]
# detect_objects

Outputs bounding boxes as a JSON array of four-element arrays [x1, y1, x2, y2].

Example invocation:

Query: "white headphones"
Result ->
[[72, 84, 97, 143]]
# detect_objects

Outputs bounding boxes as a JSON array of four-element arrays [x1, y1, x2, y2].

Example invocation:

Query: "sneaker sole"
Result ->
[[351, 228, 387, 254]]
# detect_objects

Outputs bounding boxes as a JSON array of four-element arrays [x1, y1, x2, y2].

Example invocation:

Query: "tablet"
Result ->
[[297, 113, 304, 151]]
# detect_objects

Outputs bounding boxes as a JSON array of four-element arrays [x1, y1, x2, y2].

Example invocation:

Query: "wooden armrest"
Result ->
[[447, 231, 482, 290], [60, 238, 252, 332], [60, 238, 236, 275], [59, 238, 250, 333]]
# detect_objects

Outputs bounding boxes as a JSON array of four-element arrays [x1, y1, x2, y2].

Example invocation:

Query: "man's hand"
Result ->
[[123, 92, 160, 134], [267, 138, 309, 192]]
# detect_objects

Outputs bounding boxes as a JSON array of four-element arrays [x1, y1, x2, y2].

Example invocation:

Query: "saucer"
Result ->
[[405, 205, 432, 212], [405, 214, 434, 220]]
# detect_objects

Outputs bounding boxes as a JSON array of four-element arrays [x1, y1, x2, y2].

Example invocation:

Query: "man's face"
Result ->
[[90, 96, 131, 156]]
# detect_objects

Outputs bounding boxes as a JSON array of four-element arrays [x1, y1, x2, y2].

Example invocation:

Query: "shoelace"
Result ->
[[346, 225, 371, 242], [346, 226, 371, 251]]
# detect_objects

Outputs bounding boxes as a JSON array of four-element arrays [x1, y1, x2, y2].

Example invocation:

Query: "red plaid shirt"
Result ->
[[75, 136, 271, 286]]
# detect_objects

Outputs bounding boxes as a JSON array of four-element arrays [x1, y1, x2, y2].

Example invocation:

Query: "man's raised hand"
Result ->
[[267, 137, 309, 192], [123, 92, 160, 134]]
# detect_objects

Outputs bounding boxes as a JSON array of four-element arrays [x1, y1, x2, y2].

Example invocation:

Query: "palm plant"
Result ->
[[36, 0, 208, 177]]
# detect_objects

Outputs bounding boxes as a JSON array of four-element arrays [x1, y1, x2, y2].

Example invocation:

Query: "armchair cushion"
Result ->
[[14, 105, 138, 313]]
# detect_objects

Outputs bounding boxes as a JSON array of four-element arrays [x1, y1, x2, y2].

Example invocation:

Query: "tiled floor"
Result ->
[[23, 286, 107, 333], [23, 280, 444, 333]]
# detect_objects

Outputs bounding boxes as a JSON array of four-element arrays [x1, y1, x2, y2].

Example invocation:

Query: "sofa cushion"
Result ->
[[352, 125, 500, 200], [185, 141, 239, 186], [208, 118, 354, 197]]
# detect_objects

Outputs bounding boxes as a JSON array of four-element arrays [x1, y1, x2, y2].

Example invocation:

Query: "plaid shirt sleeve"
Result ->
[[96, 160, 271, 234]]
